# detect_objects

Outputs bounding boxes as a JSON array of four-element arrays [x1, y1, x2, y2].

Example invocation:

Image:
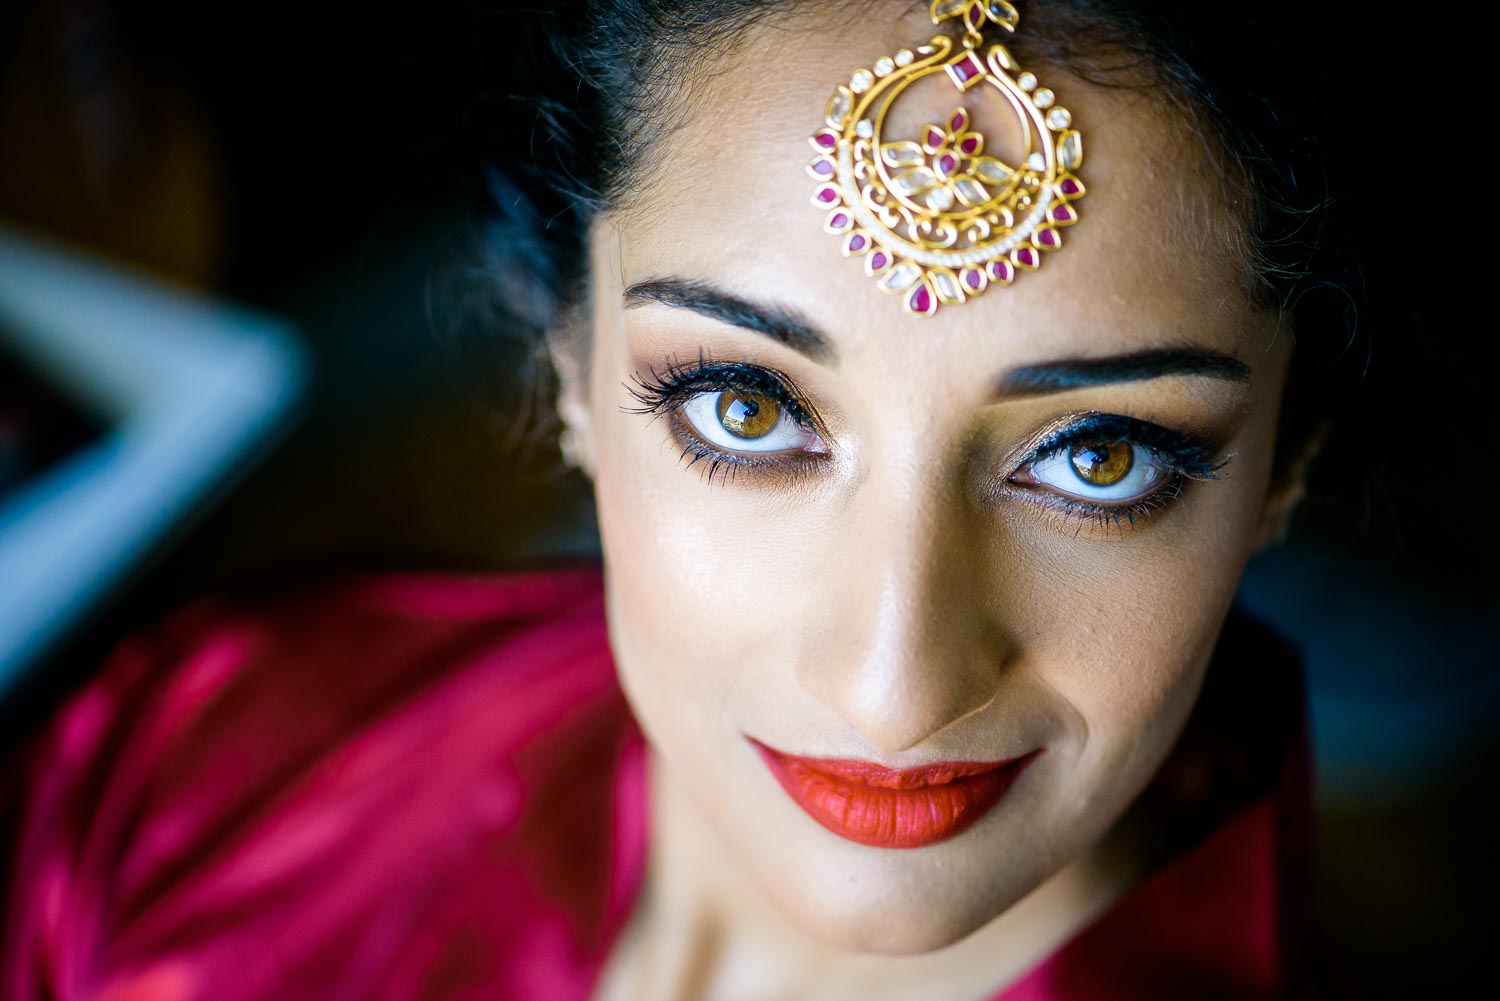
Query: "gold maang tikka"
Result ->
[[808, 0, 1084, 316]]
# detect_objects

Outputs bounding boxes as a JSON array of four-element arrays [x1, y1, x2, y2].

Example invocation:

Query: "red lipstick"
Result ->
[[751, 739, 1043, 849]]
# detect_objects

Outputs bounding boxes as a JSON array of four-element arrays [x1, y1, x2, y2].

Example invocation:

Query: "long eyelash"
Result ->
[[623, 350, 825, 485], [1031, 477, 1188, 538], [1011, 413, 1232, 532], [624, 349, 819, 430], [1022, 413, 1230, 482]]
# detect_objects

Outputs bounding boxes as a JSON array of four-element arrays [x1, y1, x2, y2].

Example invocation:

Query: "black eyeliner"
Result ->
[[1019, 413, 1230, 482], [625, 352, 822, 432], [624, 352, 828, 486]]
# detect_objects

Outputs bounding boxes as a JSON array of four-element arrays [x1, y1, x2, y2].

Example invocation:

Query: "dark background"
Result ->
[[2, 2, 1495, 997]]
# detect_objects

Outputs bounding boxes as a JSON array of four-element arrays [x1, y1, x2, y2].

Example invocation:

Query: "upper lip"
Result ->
[[747, 738, 1035, 789]]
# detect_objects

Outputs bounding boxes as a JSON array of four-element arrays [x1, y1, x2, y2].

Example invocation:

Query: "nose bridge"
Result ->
[[797, 470, 1007, 754]]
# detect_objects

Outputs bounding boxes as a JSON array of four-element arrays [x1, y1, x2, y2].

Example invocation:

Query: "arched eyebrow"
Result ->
[[997, 347, 1251, 396], [624, 278, 836, 365], [623, 278, 1251, 392]]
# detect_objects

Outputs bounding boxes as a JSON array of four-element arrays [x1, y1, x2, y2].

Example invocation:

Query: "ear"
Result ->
[[549, 215, 620, 480], [547, 313, 597, 479], [1254, 421, 1329, 551]]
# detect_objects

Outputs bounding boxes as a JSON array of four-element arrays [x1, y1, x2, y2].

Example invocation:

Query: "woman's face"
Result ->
[[561, 8, 1292, 954]]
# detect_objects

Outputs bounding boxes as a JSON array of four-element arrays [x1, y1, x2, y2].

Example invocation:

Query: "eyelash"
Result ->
[[1004, 413, 1230, 533], [625, 352, 827, 485], [623, 357, 1231, 525]]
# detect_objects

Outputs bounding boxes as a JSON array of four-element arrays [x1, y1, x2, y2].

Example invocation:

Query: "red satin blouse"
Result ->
[[1, 566, 1316, 1000]]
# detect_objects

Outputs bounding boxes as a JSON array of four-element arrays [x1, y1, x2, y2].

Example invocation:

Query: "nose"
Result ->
[[796, 483, 1011, 755]]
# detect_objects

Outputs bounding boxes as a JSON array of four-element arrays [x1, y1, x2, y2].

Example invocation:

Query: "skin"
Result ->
[[556, 6, 1306, 999]]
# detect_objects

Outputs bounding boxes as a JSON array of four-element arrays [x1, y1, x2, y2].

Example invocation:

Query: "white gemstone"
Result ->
[[1018, 72, 1037, 91], [975, 160, 1010, 183], [856, 119, 874, 139], [1027, 152, 1046, 171], [917, 44, 936, 54], [891, 169, 933, 196], [874, 57, 894, 77], [879, 262, 921, 292], [1059, 131, 1083, 170], [851, 69, 873, 93], [926, 187, 955, 211], [829, 89, 851, 123], [954, 178, 988, 205], [1033, 88, 1055, 108], [1047, 107, 1072, 130], [895, 49, 914, 66], [934, 271, 961, 301], [882, 144, 924, 167]]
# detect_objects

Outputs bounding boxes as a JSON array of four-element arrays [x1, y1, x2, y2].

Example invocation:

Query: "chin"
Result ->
[[746, 839, 1034, 956], [774, 881, 1009, 955]]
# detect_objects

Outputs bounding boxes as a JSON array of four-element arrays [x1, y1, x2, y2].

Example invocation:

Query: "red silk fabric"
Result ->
[[2, 567, 1313, 999]]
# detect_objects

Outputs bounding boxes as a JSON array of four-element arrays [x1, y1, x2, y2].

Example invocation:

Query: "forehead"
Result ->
[[609, 7, 1265, 369]]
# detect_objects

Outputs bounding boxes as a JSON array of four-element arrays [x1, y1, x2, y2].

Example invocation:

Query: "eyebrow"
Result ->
[[623, 277, 1251, 393], [624, 278, 837, 365], [997, 347, 1251, 396]]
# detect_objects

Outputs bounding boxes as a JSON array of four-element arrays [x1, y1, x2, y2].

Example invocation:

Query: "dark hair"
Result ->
[[467, 0, 1365, 483]]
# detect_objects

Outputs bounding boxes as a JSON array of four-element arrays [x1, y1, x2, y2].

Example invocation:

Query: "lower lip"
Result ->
[[751, 739, 1044, 849]]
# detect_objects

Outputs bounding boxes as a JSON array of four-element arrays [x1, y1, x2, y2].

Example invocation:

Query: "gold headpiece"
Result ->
[[808, 0, 1084, 316]]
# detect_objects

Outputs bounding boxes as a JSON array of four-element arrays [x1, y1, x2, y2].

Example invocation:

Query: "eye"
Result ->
[[1025, 439, 1165, 503], [624, 358, 831, 482], [681, 389, 822, 454], [1007, 414, 1228, 518]]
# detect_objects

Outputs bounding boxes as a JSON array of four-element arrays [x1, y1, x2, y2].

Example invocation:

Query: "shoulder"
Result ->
[[2, 564, 642, 1001]]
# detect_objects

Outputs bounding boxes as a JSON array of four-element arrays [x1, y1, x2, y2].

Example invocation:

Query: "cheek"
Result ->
[[1012, 452, 1273, 798], [588, 397, 804, 761]]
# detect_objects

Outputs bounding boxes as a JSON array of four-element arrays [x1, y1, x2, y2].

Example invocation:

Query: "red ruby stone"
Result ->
[[1052, 204, 1077, 223], [951, 53, 983, 84], [966, 4, 984, 29], [815, 130, 838, 149], [939, 154, 957, 176], [850, 235, 867, 251], [926, 127, 945, 149], [911, 284, 933, 313], [960, 137, 979, 154], [817, 187, 838, 203], [1016, 247, 1039, 267], [951, 111, 968, 132], [1038, 228, 1060, 247], [1059, 177, 1082, 196], [989, 260, 1013, 281], [871, 251, 889, 270], [965, 270, 983, 290]]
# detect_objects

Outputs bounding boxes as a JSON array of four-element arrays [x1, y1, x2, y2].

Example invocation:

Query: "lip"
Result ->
[[750, 738, 1044, 849]]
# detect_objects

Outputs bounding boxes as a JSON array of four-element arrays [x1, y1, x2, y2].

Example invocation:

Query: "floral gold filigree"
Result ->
[[808, 0, 1085, 316]]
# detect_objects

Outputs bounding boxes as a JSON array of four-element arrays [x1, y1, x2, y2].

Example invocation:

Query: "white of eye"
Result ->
[[680, 391, 821, 454], [1028, 442, 1164, 502]]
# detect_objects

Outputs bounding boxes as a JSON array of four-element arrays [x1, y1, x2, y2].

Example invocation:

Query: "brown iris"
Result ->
[[716, 390, 780, 439], [1069, 440, 1133, 486]]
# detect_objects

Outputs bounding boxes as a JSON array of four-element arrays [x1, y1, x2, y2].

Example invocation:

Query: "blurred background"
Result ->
[[0, 2, 1494, 998]]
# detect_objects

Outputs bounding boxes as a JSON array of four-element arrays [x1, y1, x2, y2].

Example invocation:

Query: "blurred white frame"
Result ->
[[0, 226, 306, 694]]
